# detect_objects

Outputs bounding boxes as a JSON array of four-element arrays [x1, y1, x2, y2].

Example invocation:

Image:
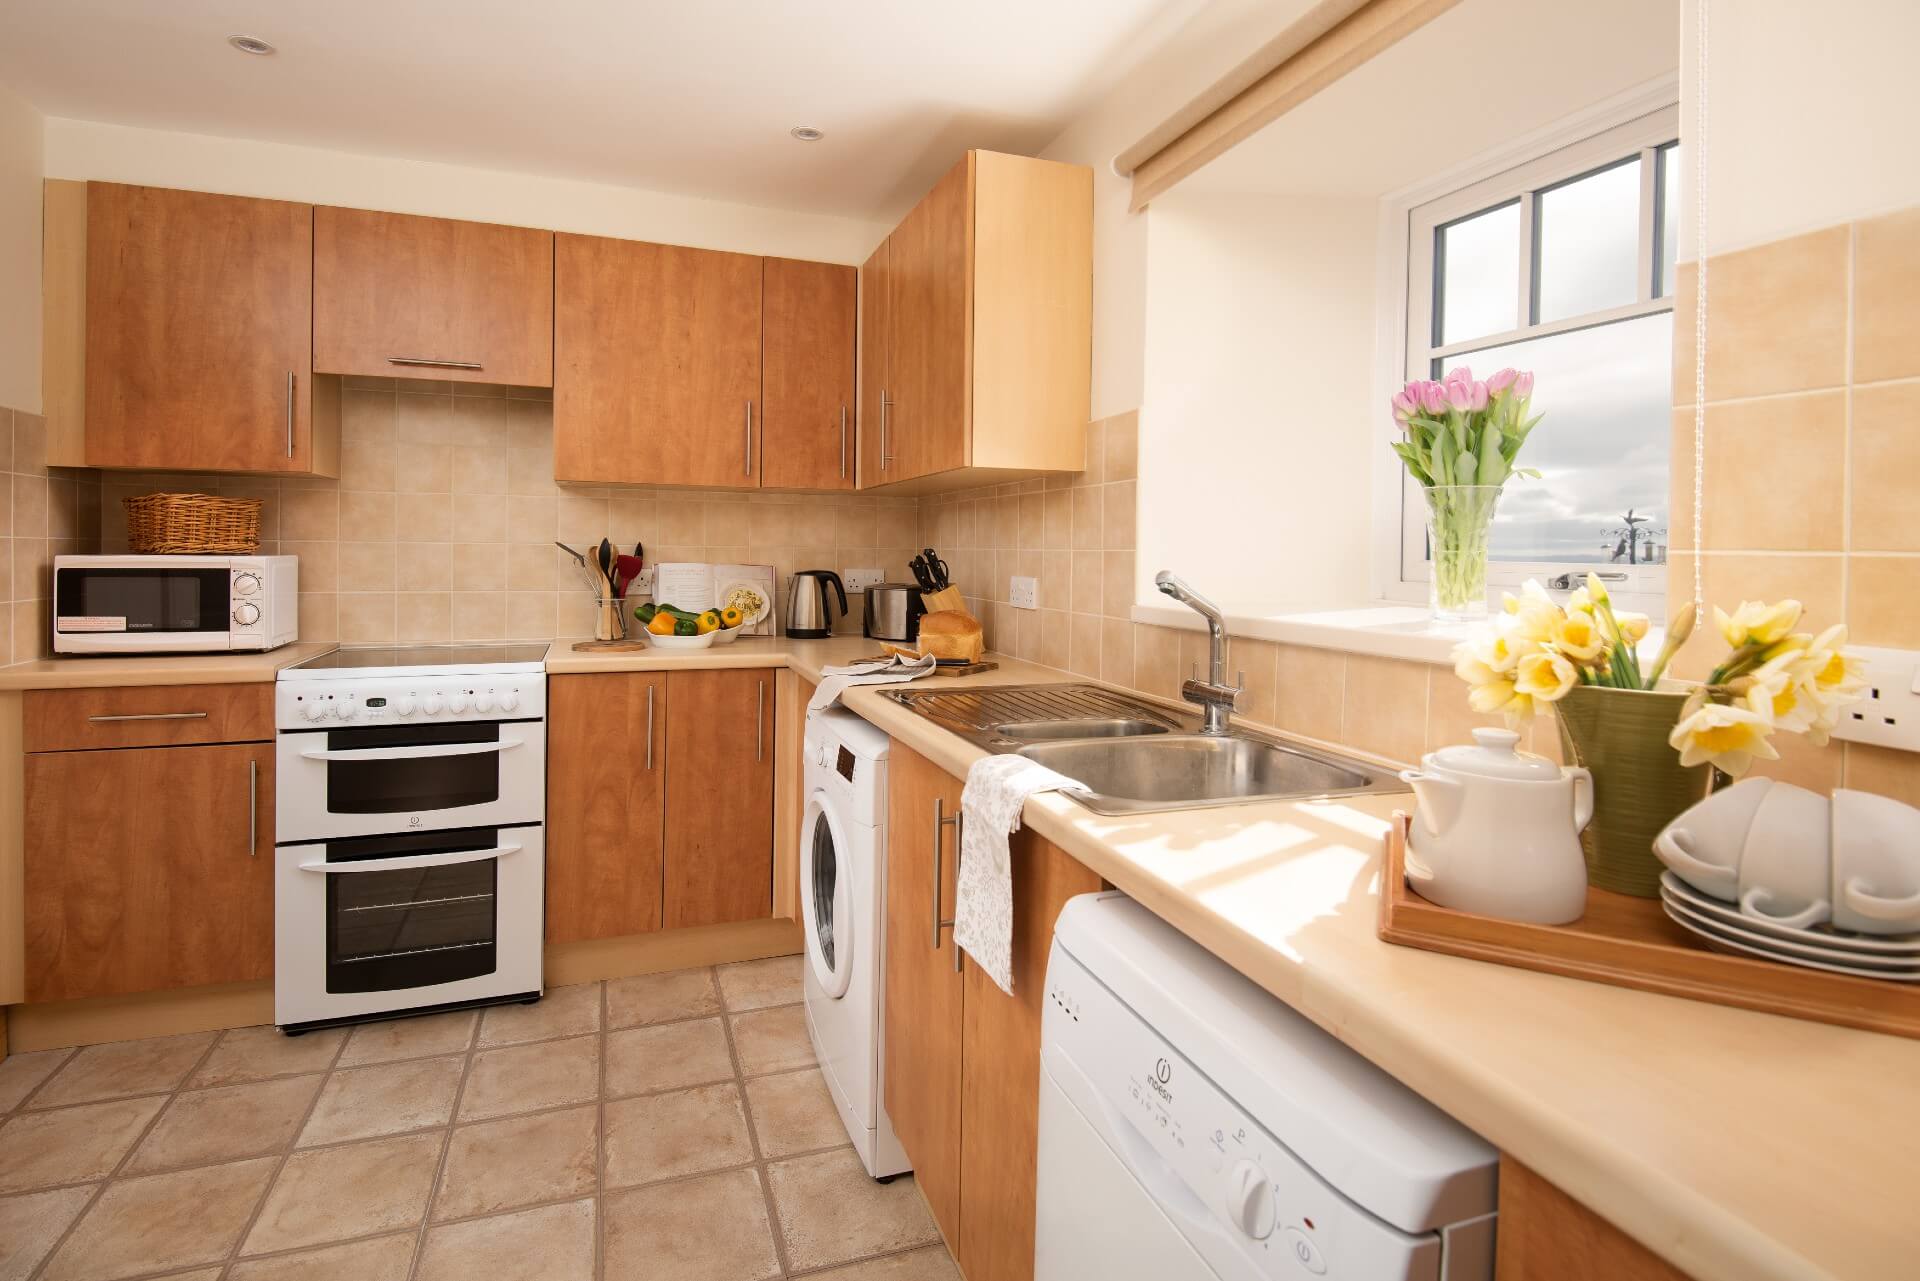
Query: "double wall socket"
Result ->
[[1828, 645, 1920, 753], [843, 567, 887, 592], [1009, 576, 1038, 610]]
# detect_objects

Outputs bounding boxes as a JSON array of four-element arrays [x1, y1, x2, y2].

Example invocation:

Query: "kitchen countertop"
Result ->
[[4, 634, 1911, 1278]]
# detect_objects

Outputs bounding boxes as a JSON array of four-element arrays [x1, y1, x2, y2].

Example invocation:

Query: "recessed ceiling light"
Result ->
[[790, 126, 825, 142], [227, 34, 276, 56]]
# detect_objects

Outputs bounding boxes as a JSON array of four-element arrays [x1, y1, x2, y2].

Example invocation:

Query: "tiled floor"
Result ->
[[0, 956, 959, 1281]]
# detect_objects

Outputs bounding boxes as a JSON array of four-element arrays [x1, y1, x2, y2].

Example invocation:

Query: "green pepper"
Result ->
[[674, 617, 698, 636]]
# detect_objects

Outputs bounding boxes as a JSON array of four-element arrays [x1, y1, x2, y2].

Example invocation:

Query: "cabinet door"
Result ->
[[761, 258, 855, 490], [86, 182, 319, 473], [889, 155, 972, 482], [24, 742, 274, 1002], [313, 207, 554, 386], [545, 673, 666, 943], [857, 237, 893, 487], [554, 234, 763, 487], [663, 669, 774, 927], [958, 828, 1103, 1281], [883, 744, 967, 1244]]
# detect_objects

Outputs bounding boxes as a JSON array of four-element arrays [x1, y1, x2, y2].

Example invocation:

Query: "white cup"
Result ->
[[1653, 777, 1775, 901], [1736, 784, 1833, 930], [1831, 789, 1920, 935]]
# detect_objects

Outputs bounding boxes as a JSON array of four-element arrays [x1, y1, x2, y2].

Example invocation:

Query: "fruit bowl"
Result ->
[[710, 623, 746, 646], [642, 630, 717, 650]]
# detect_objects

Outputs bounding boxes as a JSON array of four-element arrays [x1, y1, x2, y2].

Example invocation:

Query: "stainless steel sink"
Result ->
[[880, 683, 1405, 814]]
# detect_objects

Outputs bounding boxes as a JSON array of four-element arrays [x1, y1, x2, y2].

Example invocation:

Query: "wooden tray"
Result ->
[[1378, 813, 1920, 1040], [856, 655, 999, 677], [571, 638, 651, 652]]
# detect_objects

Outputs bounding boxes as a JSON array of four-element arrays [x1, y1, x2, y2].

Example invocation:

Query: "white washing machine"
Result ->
[[799, 707, 911, 1179], [1037, 893, 1498, 1281]]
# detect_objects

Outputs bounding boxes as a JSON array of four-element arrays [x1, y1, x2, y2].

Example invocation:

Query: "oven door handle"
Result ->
[[298, 740, 524, 763], [299, 843, 524, 874]]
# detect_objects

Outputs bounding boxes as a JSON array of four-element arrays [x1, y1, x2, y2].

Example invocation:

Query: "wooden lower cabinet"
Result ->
[[546, 672, 667, 942], [1495, 1157, 1695, 1280], [24, 741, 274, 1002], [663, 669, 775, 928], [883, 743, 1102, 1280]]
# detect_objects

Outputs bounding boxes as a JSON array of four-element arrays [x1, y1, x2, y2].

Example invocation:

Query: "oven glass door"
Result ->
[[321, 827, 504, 994], [318, 723, 504, 815], [55, 567, 229, 634]]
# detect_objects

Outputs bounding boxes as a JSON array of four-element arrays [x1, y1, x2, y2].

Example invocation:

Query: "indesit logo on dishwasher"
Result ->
[[1148, 1056, 1174, 1103]]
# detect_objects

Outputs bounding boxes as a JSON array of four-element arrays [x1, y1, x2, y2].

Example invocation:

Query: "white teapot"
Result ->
[[1398, 728, 1594, 925]]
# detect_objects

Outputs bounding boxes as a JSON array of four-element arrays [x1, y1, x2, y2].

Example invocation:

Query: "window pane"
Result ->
[[1439, 311, 1673, 565], [1657, 143, 1682, 297], [1534, 157, 1642, 323], [1437, 201, 1519, 345]]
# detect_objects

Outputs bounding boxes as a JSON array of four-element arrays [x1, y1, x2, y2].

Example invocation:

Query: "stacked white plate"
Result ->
[[1660, 872, 1920, 981]]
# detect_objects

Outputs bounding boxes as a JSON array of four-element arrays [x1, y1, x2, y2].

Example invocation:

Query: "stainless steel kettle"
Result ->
[[785, 570, 848, 638]]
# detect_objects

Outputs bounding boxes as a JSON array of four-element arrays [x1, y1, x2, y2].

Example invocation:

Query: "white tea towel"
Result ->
[[807, 652, 937, 712], [953, 753, 1087, 993]]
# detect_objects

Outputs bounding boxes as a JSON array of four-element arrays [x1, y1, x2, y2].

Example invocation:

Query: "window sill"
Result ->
[[1130, 601, 1471, 666]]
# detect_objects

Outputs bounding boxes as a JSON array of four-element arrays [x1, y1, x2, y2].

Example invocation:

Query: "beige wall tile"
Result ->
[[1227, 638, 1278, 726], [1042, 490, 1071, 549], [1103, 411, 1139, 482], [1845, 742, 1920, 807], [298, 592, 338, 643], [452, 591, 506, 641], [507, 495, 557, 544], [281, 489, 339, 541], [1039, 549, 1070, 612], [400, 592, 453, 642], [12, 411, 46, 474], [1746, 731, 1846, 794], [1070, 486, 1102, 551], [452, 492, 508, 543], [1077, 418, 1106, 487], [1100, 618, 1133, 687], [1341, 654, 1428, 765], [451, 543, 507, 591], [1102, 481, 1136, 550], [1853, 206, 1920, 383], [1847, 555, 1920, 646], [395, 441, 452, 494], [1017, 494, 1043, 550], [397, 544, 449, 591], [1132, 623, 1179, 701], [340, 434, 395, 492], [1069, 550, 1101, 616], [1038, 609, 1070, 670], [1850, 382, 1920, 551], [506, 592, 558, 641], [283, 541, 338, 593], [1068, 612, 1100, 678], [396, 393, 452, 444], [1702, 225, 1850, 401], [1101, 550, 1135, 619], [1699, 392, 1846, 551], [1274, 644, 1346, 744], [451, 445, 509, 495], [1667, 553, 1848, 679], [339, 593, 396, 643], [507, 544, 556, 590], [12, 475, 47, 538], [340, 492, 396, 542]]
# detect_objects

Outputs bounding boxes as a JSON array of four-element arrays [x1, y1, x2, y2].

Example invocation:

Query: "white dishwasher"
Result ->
[[1037, 893, 1498, 1281]]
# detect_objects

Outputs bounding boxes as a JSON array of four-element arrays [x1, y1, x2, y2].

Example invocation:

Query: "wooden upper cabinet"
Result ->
[[545, 673, 667, 944], [84, 182, 338, 475], [857, 237, 893, 487], [858, 150, 1092, 494], [761, 258, 856, 490], [553, 234, 763, 487], [662, 668, 774, 928], [313, 207, 554, 386]]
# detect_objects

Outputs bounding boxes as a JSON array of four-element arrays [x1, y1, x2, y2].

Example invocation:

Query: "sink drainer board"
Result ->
[[886, 683, 1186, 733], [1379, 813, 1920, 1040]]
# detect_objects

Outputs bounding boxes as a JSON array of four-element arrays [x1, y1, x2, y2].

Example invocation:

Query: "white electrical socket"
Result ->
[[842, 567, 887, 592], [1009, 576, 1038, 610], [1828, 645, 1920, 753]]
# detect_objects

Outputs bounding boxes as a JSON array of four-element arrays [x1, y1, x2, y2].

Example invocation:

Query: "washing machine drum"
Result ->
[[800, 793, 854, 999]]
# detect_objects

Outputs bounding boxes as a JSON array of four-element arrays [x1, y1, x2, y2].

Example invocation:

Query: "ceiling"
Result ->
[[0, 0, 1204, 222], [1178, 0, 1679, 199]]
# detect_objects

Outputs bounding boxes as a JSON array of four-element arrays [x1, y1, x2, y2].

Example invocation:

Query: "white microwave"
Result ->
[[53, 554, 298, 654]]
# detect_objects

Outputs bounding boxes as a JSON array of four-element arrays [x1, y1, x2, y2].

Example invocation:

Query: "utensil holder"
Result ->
[[594, 597, 626, 643], [922, 586, 965, 614]]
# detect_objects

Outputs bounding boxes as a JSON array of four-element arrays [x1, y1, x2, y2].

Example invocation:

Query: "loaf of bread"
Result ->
[[916, 609, 984, 663]]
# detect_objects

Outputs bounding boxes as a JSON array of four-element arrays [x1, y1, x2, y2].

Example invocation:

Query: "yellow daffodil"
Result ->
[[1744, 653, 1820, 735], [1584, 572, 1613, 605], [1467, 677, 1519, 715], [1549, 611, 1604, 662], [1616, 611, 1650, 644], [1514, 650, 1578, 704], [1798, 624, 1868, 703], [1668, 702, 1780, 776], [1452, 642, 1497, 686], [1715, 599, 1803, 649], [1566, 586, 1595, 614], [1481, 629, 1540, 674]]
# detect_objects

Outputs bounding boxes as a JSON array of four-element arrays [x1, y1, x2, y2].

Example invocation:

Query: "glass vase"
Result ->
[[1420, 484, 1503, 622]]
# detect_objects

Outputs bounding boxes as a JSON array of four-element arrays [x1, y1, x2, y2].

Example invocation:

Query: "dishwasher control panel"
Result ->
[[1043, 946, 1448, 1280]]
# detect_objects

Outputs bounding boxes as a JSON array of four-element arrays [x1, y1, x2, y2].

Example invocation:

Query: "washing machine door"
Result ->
[[800, 792, 855, 999]]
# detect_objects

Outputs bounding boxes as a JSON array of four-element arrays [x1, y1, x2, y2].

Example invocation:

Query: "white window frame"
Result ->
[[1370, 81, 1680, 615]]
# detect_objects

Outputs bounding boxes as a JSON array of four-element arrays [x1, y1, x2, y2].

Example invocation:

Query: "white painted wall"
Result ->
[[44, 118, 888, 265], [1681, 0, 1920, 258], [1140, 191, 1377, 612], [0, 82, 44, 413]]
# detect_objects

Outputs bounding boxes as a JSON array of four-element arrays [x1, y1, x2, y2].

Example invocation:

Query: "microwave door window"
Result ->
[[56, 568, 227, 632], [324, 723, 502, 815]]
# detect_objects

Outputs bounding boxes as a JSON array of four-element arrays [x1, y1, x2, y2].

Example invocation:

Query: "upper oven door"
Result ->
[[54, 564, 232, 648], [277, 718, 546, 840]]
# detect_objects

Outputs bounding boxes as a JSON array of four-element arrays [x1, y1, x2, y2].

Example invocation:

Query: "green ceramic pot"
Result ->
[[1553, 682, 1712, 898]]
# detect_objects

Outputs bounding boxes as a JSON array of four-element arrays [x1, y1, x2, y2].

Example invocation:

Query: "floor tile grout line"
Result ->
[[1, 1045, 77, 1115], [596, 978, 610, 1281], [718, 985, 795, 1279], [403, 1007, 485, 1281]]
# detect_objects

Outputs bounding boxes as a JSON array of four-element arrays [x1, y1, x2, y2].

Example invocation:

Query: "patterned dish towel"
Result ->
[[954, 753, 1087, 994], [807, 652, 937, 712]]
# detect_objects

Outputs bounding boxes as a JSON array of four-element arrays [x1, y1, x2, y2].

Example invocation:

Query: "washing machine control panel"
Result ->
[[1042, 945, 1449, 1279]]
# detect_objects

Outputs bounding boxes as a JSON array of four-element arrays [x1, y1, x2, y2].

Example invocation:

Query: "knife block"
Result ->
[[922, 586, 965, 614]]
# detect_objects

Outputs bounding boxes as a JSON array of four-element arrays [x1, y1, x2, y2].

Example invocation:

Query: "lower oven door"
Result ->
[[275, 824, 544, 1027], [277, 719, 545, 840]]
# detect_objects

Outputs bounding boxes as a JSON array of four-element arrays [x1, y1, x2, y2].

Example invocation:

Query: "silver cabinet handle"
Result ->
[[646, 683, 655, 771], [285, 371, 295, 457], [387, 356, 484, 370], [755, 680, 765, 762], [932, 797, 961, 972], [247, 758, 258, 858], [839, 405, 848, 480], [744, 401, 754, 477], [880, 391, 891, 470], [88, 711, 208, 723]]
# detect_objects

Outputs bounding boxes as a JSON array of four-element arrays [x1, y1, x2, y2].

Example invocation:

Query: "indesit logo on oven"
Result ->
[[1148, 1056, 1174, 1104]]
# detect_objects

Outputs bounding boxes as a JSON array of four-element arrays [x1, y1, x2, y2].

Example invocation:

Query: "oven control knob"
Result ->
[[395, 696, 417, 716], [422, 694, 444, 715], [232, 601, 261, 626], [474, 690, 496, 713], [233, 572, 261, 597], [448, 691, 470, 713], [1225, 1160, 1276, 1240], [301, 700, 330, 722], [334, 699, 360, 721], [500, 689, 521, 713]]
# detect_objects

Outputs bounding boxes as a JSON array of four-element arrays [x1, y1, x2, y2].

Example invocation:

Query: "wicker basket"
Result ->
[[124, 493, 263, 554]]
